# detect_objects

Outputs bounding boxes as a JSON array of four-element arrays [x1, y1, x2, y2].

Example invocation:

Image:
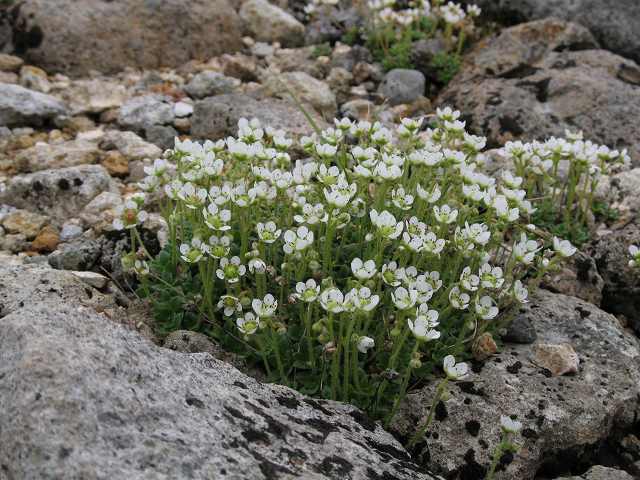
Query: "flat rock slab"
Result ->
[[392, 289, 640, 479], [0, 264, 437, 480]]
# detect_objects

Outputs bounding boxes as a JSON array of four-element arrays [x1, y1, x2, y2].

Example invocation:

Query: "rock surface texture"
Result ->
[[0, 264, 437, 480], [4, 0, 243, 75], [466, 0, 640, 64], [392, 290, 640, 480], [438, 19, 640, 164]]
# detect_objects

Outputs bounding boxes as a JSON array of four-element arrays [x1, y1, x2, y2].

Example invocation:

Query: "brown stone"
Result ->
[[101, 151, 129, 177], [0, 54, 24, 73], [472, 332, 498, 361], [534, 343, 580, 376], [31, 226, 60, 253]]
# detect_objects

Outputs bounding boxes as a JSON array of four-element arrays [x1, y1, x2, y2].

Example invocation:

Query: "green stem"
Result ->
[[408, 378, 449, 448]]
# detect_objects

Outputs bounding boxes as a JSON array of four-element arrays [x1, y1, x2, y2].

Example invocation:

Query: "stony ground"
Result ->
[[0, 1, 639, 479]]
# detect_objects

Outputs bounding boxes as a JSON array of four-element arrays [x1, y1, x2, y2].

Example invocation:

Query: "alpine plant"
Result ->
[[115, 110, 580, 420]]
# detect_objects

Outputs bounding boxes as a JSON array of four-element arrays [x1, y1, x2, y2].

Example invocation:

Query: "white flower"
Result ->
[[449, 286, 470, 310], [320, 288, 344, 313], [479, 264, 504, 289], [113, 200, 148, 230], [346, 287, 380, 312], [294, 279, 320, 303], [416, 183, 442, 203], [492, 195, 519, 222], [256, 221, 282, 244], [443, 355, 469, 380], [513, 280, 529, 303], [475, 295, 499, 320], [203, 203, 231, 231], [407, 313, 441, 342], [460, 266, 480, 291], [294, 203, 327, 225], [283, 226, 314, 254], [208, 235, 231, 258], [500, 415, 522, 434], [180, 238, 207, 263], [216, 256, 246, 283], [392, 287, 418, 310], [370, 209, 403, 239], [178, 182, 208, 209], [351, 258, 377, 280], [629, 245, 640, 267], [513, 233, 539, 264], [553, 237, 577, 258], [382, 262, 403, 287], [357, 336, 375, 354], [237, 312, 260, 335], [252, 294, 278, 318], [433, 204, 458, 224], [316, 143, 337, 159], [391, 187, 414, 210], [218, 295, 242, 316]]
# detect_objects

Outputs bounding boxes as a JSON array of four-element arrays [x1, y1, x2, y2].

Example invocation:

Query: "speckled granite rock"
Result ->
[[0, 264, 437, 480]]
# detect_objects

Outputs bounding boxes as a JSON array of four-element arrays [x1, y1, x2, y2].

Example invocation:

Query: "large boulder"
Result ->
[[191, 93, 326, 140], [391, 289, 640, 479], [0, 264, 437, 480], [6, 0, 243, 76], [438, 19, 640, 165], [0, 164, 117, 225], [0, 82, 67, 127], [463, 0, 640, 64]]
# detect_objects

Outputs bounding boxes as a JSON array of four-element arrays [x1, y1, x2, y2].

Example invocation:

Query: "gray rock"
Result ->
[[118, 95, 175, 133], [0, 263, 117, 317], [591, 223, 640, 331], [145, 124, 178, 151], [502, 308, 537, 344], [48, 237, 102, 271], [330, 44, 373, 72], [184, 71, 238, 99], [555, 465, 635, 480], [191, 94, 325, 140], [262, 71, 337, 117], [437, 19, 640, 165], [392, 289, 640, 479], [541, 252, 604, 306], [240, 0, 306, 47], [466, 0, 640, 64], [0, 83, 67, 127], [305, 5, 362, 45], [99, 130, 162, 161], [59, 78, 129, 115], [0, 165, 117, 225], [59, 221, 84, 242], [0, 265, 437, 480], [378, 69, 426, 106], [5, 0, 244, 76], [13, 138, 101, 173]]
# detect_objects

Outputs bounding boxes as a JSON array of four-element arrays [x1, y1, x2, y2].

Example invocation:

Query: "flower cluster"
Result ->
[[119, 109, 579, 419], [366, 0, 479, 27], [498, 130, 630, 244]]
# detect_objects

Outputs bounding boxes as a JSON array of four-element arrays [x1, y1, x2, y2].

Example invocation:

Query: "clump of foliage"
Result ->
[[497, 131, 629, 245], [311, 42, 333, 58], [429, 50, 461, 85], [115, 108, 582, 426], [364, 0, 478, 79]]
